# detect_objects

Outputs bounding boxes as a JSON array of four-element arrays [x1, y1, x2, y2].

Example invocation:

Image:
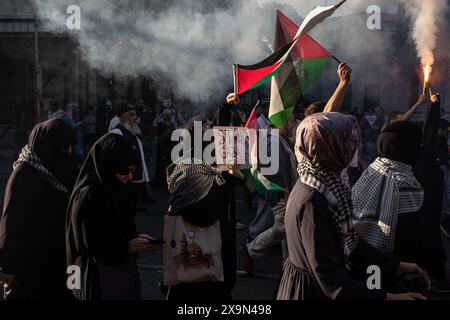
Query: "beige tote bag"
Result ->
[[163, 215, 224, 286]]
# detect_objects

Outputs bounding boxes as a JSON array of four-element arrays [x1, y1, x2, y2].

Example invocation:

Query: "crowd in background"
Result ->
[[1, 62, 450, 300]]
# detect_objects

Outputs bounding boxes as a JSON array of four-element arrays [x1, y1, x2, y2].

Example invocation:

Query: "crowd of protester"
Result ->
[[1, 62, 450, 300]]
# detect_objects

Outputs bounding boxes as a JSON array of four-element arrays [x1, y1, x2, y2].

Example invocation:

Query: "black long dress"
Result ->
[[414, 98, 447, 280], [0, 119, 77, 299], [277, 181, 399, 300], [66, 134, 141, 300]]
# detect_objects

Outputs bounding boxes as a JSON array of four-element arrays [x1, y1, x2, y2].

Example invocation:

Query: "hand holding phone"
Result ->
[[148, 239, 165, 245]]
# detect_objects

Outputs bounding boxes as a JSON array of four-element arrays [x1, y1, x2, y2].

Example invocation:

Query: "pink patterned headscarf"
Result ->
[[295, 112, 360, 172]]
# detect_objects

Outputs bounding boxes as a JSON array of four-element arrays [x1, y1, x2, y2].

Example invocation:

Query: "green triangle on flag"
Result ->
[[268, 11, 332, 128], [241, 167, 286, 195]]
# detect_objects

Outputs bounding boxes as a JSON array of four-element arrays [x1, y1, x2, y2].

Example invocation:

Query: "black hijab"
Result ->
[[377, 121, 422, 165], [72, 133, 138, 194], [25, 119, 77, 189], [29, 119, 76, 163]]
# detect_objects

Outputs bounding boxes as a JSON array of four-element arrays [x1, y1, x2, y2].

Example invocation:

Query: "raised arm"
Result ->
[[323, 63, 352, 113], [214, 93, 239, 126], [422, 90, 441, 155], [400, 94, 426, 121]]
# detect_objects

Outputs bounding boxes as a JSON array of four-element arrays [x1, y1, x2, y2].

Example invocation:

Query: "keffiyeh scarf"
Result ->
[[352, 157, 424, 253], [166, 161, 225, 214], [13, 145, 68, 194], [298, 159, 358, 261]]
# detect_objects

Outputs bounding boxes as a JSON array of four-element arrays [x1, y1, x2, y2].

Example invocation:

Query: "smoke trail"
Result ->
[[31, 0, 427, 110], [32, 0, 301, 103], [400, 0, 448, 66]]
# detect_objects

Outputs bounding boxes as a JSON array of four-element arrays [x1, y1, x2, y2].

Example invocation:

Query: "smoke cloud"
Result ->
[[400, 0, 448, 66], [32, 0, 302, 102], [31, 0, 447, 109]]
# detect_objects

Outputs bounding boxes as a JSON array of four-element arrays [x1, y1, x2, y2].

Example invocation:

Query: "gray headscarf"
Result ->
[[166, 161, 225, 214]]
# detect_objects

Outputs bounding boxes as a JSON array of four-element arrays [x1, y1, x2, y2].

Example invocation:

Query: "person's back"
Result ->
[[1, 164, 70, 298], [0, 119, 76, 299], [353, 122, 424, 261]]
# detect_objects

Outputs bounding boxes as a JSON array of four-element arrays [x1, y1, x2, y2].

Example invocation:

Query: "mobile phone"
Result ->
[[148, 239, 165, 245]]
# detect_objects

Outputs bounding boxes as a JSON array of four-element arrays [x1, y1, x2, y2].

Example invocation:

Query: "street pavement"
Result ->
[[1, 153, 450, 300]]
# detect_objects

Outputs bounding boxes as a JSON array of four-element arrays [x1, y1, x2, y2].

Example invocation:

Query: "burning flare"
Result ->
[[422, 62, 432, 94]]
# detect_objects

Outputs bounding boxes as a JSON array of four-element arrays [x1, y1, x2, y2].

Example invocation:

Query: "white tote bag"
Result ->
[[163, 215, 224, 286]]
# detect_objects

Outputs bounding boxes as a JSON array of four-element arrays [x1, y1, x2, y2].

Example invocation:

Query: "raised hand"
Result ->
[[226, 93, 240, 105], [337, 63, 352, 84], [429, 89, 440, 105], [417, 94, 427, 106]]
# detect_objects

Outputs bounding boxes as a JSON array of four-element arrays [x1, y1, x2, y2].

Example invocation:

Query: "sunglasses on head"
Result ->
[[117, 166, 136, 175]]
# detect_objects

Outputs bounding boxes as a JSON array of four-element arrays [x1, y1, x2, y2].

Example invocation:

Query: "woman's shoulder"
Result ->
[[290, 180, 327, 205], [286, 181, 332, 228], [7, 163, 45, 188]]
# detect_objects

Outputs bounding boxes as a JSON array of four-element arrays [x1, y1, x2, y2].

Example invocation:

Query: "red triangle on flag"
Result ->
[[276, 10, 331, 61]]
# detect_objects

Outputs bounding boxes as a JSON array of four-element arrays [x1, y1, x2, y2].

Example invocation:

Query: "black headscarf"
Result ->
[[72, 133, 138, 194], [15, 119, 77, 192], [377, 121, 422, 165], [28, 119, 76, 164]]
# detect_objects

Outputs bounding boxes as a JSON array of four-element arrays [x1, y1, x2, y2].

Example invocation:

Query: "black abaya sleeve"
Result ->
[[70, 188, 130, 261], [214, 101, 232, 127], [0, 170, 29, 274]]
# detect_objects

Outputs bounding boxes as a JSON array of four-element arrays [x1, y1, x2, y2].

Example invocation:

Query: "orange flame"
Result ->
[[424, 63, 432, 83]]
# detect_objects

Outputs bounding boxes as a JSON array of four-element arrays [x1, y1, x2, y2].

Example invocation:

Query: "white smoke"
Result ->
[[32, 0, 301, 103], [31, 0, 447, 108], [400, 0, 448, 66]]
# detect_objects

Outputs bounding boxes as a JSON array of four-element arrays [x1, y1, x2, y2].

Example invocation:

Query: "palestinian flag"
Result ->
[[241, 167, 286, 195], [244, 104, 258, 164], [269, 10, 332, 128], [241, 103, 285, 195], [233, 0, 345, 98], [234, 42, 294, 95]]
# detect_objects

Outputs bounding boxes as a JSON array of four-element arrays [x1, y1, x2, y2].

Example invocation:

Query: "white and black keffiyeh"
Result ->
[[298, 159, 358, 261], [166, 161, 225, 213], [13, 145, 69, 194], [352, 157, 424, 253]]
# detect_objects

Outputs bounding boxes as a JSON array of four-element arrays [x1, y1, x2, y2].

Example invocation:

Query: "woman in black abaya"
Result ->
[[66, 133, 157, 300], [0, 119, 77, 299]]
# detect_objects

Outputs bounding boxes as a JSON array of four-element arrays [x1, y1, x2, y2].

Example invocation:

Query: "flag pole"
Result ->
[[244, 100, 260, 128], [331, 55, 342, 64], [233, 64, 238, 96], [336, 0, 347, 9]]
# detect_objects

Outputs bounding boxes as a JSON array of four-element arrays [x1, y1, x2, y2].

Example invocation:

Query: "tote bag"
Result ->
[[163, 215, 224, 286]]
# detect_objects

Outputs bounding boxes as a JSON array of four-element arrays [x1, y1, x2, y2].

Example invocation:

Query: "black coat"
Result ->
[[0, 164, 71, 299], [0, 119, 77, 299], [66, 133, 141, 300], [414, 98, 447, 279]]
